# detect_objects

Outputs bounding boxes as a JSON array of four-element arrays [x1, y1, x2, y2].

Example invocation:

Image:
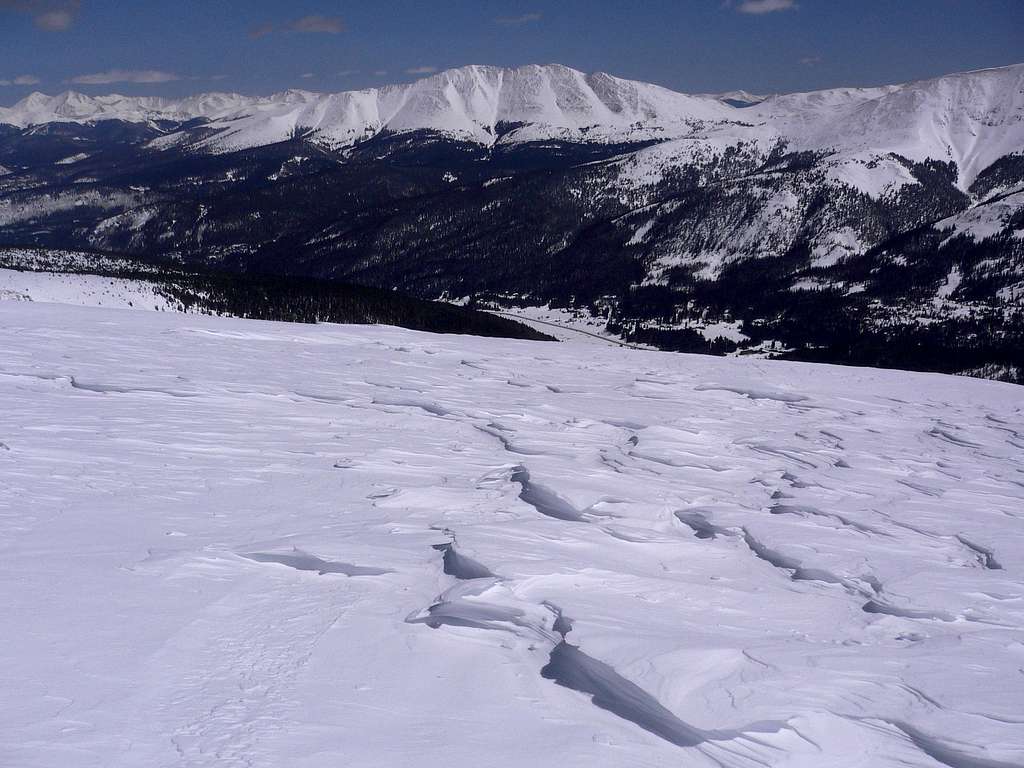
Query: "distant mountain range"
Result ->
[[2, 63, 1022, 381]]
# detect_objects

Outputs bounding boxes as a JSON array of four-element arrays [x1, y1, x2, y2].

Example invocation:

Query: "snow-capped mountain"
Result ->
[[0, 64, 736, 151], [1, 63, 1022, 381], [759, 63, 1024, 188], [4, 62, 1023, 186]]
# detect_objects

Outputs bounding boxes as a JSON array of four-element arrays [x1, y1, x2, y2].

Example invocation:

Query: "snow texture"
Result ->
[[1, 300, 1022, 767]]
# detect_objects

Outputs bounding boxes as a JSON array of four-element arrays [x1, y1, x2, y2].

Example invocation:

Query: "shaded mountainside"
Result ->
[[1, 64, 1022, 381], [0, 248, 553, 342]]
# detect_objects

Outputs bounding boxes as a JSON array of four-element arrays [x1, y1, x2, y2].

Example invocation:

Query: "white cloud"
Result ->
[[736, 0, 797, 14], [300, 72, 315, 80], [495, 12, 542, 26], [406, 66, 438, 76], [68, 69, 183, 85], [0, 74, 42, 86], [0, 0, 80, 31], [250, 14, 344, 38], [287, 15, 343, 34], [799, 55, 822, 66], [34, 6, 72, 29]]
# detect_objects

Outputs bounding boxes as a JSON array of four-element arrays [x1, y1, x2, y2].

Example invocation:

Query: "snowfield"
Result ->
[[0, 268, 177, 311], [1, 301, 1023, 768]]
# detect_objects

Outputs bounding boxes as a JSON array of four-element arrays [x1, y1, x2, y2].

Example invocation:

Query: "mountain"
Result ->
[[1, 63, 1023, 381], [4, 63, 1021, 183], [0, 65, 735, 151]]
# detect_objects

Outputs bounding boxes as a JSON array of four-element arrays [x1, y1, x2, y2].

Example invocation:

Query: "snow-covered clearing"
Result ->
[[0, 268, 177, 310], [484, 304, 647, 347], [1, 301, 1022, 767]]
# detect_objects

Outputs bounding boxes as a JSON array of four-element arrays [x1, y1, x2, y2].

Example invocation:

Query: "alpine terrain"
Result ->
[[1, 62, 1023, 378]]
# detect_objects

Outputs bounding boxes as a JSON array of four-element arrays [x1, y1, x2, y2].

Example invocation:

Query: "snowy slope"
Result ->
[[934, 189, 1024, 243], [0, 267, 178, 310], [757, 64, 1024, 189], [1, 301, 1022, 768]]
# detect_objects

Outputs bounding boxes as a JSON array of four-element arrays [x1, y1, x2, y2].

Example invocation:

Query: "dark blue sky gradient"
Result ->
[[1, 0, 1022, 103]]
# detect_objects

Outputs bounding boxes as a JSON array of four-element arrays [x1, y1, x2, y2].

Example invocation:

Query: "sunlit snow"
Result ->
[[1, 301, 1022, 767]]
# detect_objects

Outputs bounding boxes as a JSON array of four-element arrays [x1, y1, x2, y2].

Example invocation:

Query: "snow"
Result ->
[[755, 64, 1024, 189], [935, 266, 963, 301], [810, 226, 865, 268], [644, 188, 801, 282], [627, 218, 656, 245], [822, 152, 920, 199], [55, 152, 89, 165], [0, 268, 177, 310], [695, 319, 749, 343], [1, 300, 1023, 768], [613, 133, 771, 190], [482, 304, 642, 347], [935, 190, 1024, 245]]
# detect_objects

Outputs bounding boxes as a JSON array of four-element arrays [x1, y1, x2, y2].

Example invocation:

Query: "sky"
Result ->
[[1, 0, 1022, 103]]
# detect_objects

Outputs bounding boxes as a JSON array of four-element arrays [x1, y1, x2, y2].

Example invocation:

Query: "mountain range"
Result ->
[[2, 63, 1022, 380]]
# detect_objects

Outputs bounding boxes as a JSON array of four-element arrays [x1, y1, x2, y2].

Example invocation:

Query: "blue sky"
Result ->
[[1, 0, 1022, 102]]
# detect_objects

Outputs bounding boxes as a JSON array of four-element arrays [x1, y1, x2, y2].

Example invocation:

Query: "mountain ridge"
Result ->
[[3, 62, 1022, 190]]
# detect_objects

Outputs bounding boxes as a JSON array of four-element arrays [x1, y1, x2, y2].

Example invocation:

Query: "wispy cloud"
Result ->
[[0, 74, 42, 86], [68, 69, 182, 85], [495, 12, 542, 26], [248, 21, 275, 39], [249, 14, 345, 38], [406, 66, 438, 76], [300, 72, 315, 80], [734, 0, 797, 14], [0, 0, 80, 30], [288, 14, 343, 34], [799, 55, 822, 66]]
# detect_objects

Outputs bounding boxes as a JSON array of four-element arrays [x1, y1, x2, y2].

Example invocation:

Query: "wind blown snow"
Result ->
[[1, 302, 1022, 768]]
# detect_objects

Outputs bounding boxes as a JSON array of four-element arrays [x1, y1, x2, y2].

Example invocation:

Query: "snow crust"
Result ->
[[1, 301, 1022, 767]]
